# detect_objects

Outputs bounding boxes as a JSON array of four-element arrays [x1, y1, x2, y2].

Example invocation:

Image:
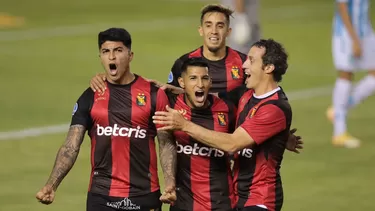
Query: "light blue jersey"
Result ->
[[334, 0, 372, 39]]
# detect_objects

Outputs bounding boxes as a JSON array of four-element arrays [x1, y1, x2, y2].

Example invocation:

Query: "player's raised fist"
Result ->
[[36, 185, 55, 205]]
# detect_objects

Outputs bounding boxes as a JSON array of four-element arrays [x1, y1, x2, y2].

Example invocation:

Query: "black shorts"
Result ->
[[236, 206, 268, 211], [170, 205, 236, 211], [86, 191, 162, 211]]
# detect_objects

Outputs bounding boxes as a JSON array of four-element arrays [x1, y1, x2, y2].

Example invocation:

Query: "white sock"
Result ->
[[348, 75, 375, 108], [333, 78, 352, 136]]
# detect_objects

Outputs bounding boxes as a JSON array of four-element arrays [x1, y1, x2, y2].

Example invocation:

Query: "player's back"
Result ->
[[333, 0, 372, 38], [86, 75, 161, 198], [168, 93, 236, 211], [234, 88, 292, 211], [168, 46, 247, 93]]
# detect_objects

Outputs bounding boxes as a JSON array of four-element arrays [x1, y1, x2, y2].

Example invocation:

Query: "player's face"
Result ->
[[199, 12, 231, 53], [178, 66, 212, 109], [243, 46, 269, 89], [99, 41, 133, 83]]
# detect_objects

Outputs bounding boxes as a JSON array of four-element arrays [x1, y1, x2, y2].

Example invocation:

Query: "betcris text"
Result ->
[[97, 124, 147, 139]]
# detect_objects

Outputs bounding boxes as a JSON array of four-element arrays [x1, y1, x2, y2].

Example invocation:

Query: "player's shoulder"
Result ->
[[260, 88, 291, 113], [227, 47, 247, 61], [211, 94, 235, 111], [79, 87, 95, 99], [177, 46, 203, 61]]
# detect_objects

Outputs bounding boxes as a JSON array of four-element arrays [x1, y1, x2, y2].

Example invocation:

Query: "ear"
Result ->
[[264, 64, 275, 74], [178, 77, 185, 88], [198, 26, 203, 37], [227, 27, 232, 37], [129, 51, 134, 62]]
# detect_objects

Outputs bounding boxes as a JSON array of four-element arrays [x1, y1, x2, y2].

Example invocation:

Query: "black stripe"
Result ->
[[129, 84, 158, 196]]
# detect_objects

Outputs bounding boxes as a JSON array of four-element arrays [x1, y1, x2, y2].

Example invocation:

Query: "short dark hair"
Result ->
[[181, 57, 209, 74], [200, 4, 233, 25], [98, 28, 132, 50], [252, 39, 288, 82]]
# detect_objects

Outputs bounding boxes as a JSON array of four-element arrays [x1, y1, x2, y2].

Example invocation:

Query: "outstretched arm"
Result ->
[[45, 125, 86, 190]]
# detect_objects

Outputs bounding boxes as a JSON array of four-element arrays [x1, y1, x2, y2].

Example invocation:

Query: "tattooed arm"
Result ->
[[36, 124, 86, 204], [46, 125, 86, 190], [157, 130, 177, 189]]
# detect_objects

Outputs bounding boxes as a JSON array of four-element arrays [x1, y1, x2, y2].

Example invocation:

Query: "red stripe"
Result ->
[[88, 132, 96, 192], [149, 137, 159, 191], [89, 87, 111, 192], [225, 48, 245, 92], [188, 48, 202, 58], [191, 155, 211, 210]]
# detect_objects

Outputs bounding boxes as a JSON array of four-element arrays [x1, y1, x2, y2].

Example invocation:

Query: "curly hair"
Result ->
[[252, 39, 288, 82]]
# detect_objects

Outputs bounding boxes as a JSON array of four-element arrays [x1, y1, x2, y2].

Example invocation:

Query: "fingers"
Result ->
[[290, 128, 297, 134]]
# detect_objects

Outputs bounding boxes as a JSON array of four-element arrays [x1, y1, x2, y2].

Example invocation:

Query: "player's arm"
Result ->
[[45, 89, 93, 190], [155, 88, 177, 203], [154, 104, 286, 154], [45, 125, 86, 190], [337, 0, 361, 56], [36, 88, 93, 205], [235, 0, 245, 13]]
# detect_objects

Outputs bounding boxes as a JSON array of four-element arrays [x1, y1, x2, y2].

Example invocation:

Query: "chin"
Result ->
[[207, 46, 221, 53]]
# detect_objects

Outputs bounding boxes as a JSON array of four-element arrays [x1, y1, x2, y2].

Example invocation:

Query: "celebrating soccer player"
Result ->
[[90, 4, 247, 95], [154, 39, 293, 211], [164, 57, 237, 211], [35, 28, 176, 211]]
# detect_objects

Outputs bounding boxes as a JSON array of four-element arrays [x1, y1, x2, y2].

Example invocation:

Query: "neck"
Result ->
[[107, 69, 135, 85], [253, 80, 279, 97], [202, 45, 226, 61]]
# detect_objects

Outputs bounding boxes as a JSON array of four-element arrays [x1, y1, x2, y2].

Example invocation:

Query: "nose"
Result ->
[[109, 51, 116, 60], [197, 78, 204, 88]]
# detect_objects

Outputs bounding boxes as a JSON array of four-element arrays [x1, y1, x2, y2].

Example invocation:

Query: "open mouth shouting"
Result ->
[[109, 63, 117, 75], [195, 90, 205, 103]]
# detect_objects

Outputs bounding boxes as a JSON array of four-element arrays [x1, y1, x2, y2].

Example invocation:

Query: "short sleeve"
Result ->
[[70, 88, 94, 128], [155, 88, 171, 129], [239, 104, 286, 145], [167, 58, 183, 87]]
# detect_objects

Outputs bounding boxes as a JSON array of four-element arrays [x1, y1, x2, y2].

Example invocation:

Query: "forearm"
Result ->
[[183, 121, 237, 153], [46, 145, 80, 190], [45, 125, 85, 191], [338, 3, 359, 42], [158, 131, 177, 187], [235, 0, 245, 13]]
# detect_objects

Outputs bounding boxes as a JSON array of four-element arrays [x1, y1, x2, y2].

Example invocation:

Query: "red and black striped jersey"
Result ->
[[167, 46, 247, 93], [70, 75, 169, 198], [166, 92, 237, 211], [232, 87, 292, 211]]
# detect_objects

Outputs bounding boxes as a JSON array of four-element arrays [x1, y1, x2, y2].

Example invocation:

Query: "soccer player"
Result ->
[[35, 28, 177, 211], [154, 39, 292, 211], [89, 4, 247, 95], [166, 57, 237, 211], [221, 0, 261, 55], [327, 0, 375, 148], [167, 4, 247, 94]]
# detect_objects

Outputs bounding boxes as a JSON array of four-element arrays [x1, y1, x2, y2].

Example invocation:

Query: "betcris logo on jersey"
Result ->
[[176, 143, 225, 157], [96, 124, 147, 139], [237, 148, 253, 159]]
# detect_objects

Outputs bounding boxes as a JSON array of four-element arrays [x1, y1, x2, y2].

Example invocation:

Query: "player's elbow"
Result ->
[[224, 140, 241, 154]]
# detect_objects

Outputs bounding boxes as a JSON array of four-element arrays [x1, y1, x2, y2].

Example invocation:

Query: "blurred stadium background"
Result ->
[[0, 0, 374, 210]]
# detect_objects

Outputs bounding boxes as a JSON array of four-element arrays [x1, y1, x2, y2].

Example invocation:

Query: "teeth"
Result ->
[[209, 38, 218, 41]]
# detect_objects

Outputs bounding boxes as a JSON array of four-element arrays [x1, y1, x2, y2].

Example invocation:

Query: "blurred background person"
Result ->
[[327, 0, 375, 148], [221, 0, 261, 54]]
